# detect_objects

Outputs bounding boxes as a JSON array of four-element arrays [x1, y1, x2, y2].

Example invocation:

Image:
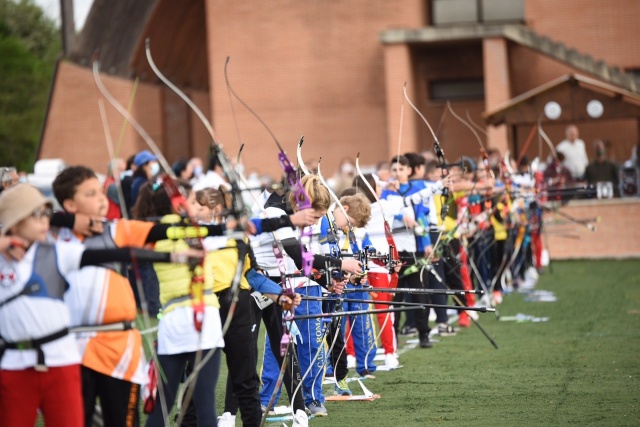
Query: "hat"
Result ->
[[133, 150, 157, 167], [0, 184, 53, 235]]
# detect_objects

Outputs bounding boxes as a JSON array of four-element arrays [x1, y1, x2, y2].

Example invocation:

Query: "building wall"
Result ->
[[544, 199, 640, 259], [40, 0, 639, 181], [204, 0, 426, 177], [525, 0, 640, 71], [40, 61, 211, 173]]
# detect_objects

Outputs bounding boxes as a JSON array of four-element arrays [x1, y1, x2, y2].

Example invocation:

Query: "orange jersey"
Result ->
[[55, 220, 154, 384]]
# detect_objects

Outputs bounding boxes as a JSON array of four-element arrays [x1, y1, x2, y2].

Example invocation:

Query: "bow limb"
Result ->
[[537, 116, 559, 160], [297, 138, 312, 176], [447, 101, 486, 153], [465, 109, 489, 137], [93, 60, 175, 179], [355, 154, 400, 269], [224, 58, 314, 277], [402, 87, 452, 267]]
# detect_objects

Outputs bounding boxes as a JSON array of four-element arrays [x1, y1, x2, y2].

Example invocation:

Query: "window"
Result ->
[[429, 79, 485, 101], [431, 0, 525, 26]]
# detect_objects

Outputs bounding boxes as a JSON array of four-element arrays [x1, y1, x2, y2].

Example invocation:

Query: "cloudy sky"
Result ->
[[33, 0, 94, 30]]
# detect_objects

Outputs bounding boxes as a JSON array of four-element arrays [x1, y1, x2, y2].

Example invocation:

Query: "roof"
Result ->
[[68, 0, 209, 90], [483, 74, 640, 126]]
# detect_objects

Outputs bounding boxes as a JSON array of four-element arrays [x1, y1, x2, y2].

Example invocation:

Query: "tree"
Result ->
[[0, 0, 61, 171]]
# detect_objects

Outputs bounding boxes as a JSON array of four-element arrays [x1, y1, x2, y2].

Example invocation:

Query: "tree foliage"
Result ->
[[0, 0, 60, 171]]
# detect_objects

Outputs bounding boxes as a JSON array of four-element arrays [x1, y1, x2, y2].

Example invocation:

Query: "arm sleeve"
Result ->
[[258, 215, 294, 233], [403, 181, 443, 205], [79, 247, 172, 267], [144, 223, 225, 243], [113, 220, 156, 247], [50, 211, 75, 229], [245, 269, 283, 294], [280, 237, 342, 271]]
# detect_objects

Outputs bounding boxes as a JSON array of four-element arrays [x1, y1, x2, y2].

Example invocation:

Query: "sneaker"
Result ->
[[437, 323, 458, 337], [458, 312, 471, 328], [400, 326, 418, 337], [359, 369, 376, 379], [306, 400, 328, 417], [493, 290, 503, 305], [384, 353, 399, 368], [334, 378, 352, 396], [292, 409, 309, 427], [217, 412, 236, 427], [419, 333, 432, 348], [260, 404, 275, 416], [346, 354, 356, 369]]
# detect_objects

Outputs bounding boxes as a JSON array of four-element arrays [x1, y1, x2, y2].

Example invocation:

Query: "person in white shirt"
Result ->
[[555, 125, 589, 180], [192, 154, 232, 192]]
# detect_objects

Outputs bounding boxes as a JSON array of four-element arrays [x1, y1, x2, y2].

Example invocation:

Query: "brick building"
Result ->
[[38, 0, 640, 257]]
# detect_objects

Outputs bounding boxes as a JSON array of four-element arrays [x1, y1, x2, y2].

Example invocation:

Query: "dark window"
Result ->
[[431, 0, 525, 26], [429, 79, 485, 101]]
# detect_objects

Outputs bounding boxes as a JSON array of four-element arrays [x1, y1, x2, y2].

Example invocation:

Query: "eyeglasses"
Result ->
[[31, 207, 53, 221]]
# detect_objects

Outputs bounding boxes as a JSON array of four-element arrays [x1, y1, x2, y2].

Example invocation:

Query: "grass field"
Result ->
[[125, 259, 640, 426], [207, 259, 639, 427]]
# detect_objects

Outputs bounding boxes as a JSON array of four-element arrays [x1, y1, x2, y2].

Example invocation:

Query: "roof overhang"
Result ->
[[483, 74, 640, 126]]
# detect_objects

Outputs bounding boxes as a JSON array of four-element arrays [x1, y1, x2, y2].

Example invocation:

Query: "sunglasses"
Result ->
[[31, 207, 53, 220]]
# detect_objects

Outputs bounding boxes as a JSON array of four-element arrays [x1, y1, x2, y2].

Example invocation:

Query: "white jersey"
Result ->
[[250, 206, 318, 288], [0, 242, 85, 370]]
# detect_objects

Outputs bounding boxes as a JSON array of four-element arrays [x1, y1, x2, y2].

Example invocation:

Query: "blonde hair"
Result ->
[[288, 175, 331, 212], [339, 192, 371, 228]]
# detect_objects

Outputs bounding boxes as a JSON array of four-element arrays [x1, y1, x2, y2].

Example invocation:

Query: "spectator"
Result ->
[[129, 150, 159, 208], [584, 140, 619, 197], [556, 125, 589, 180], [172, 158, 194, 181], [188, 156, 204, 185], [120, 154, 137, 217], [192, 154, 231, 191], [375, 161, 391, 183], [327, 157, 356, 195], [0, 167, 19, 193], [543, 152, 574, 197]]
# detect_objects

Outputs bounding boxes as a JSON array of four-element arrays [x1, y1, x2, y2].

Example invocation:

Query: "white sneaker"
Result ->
[[217, 412, 236, 427], [384, 353, 399, 368], [347, 354, 356, 369], [292, 409, 309, 427]]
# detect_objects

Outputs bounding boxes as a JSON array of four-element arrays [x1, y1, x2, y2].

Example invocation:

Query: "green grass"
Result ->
[[42, 259, 639, 426], [248, 260, 640, 426]]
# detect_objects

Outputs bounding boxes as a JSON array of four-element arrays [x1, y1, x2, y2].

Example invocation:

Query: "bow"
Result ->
[[354, 154, 401, 272], [93, 57, 213, 423], [353, 154, 405, 363], [223, 58, 319, 424], [402, 84, 449, 263], [145, 41, 250, 426]]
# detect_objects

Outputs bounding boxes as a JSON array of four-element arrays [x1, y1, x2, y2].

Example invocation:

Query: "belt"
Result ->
[[0, 327, 69, 371]]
